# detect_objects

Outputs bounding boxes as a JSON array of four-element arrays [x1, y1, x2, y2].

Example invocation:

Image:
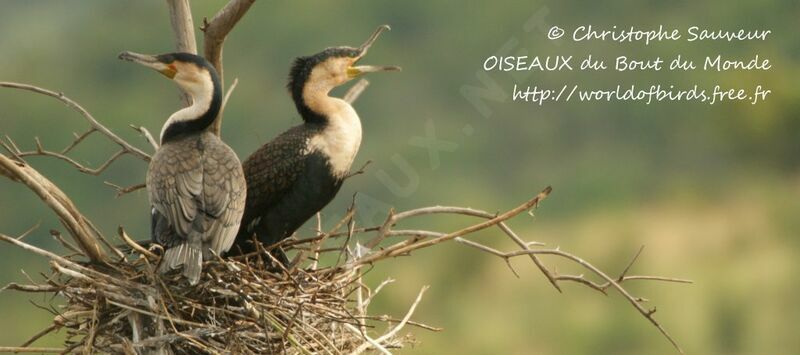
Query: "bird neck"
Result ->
[[160, 70, 222, 143], [294, 81, 354, 126], [300, 84, 363, 178]]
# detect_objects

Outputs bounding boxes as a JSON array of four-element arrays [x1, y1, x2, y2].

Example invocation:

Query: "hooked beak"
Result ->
[[347, 25, 402, 78], [118, 51, 177, 79]]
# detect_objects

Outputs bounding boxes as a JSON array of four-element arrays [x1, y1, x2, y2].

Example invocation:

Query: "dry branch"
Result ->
[[202, 0, 256, 136], [351, 187, 552, 266], [0, 166, 689, 353], [0, 347, 65, 353], [201, 0, 256, 77], [0, 82, 151, 162], [165, 0, 198, 54], [456, 238, 689, 353], [165, 0, 198, 107], [164, 0, 255, 136], [0, 155, 106, 262], [344, 79, 371, 103], [293, 185, 688, 353]]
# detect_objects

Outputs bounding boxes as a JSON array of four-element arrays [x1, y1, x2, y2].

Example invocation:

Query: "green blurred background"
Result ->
[[1, 1, 798, 354]]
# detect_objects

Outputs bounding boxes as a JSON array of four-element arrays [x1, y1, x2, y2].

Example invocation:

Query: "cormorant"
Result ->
[[119, 51, 246, 284], [232, 25, 400, 262]]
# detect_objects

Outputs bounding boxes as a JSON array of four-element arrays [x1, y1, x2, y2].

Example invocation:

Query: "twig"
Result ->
[[7, 139, 127, 176], [220, 77, 239, 115], [311, 213, 323, 270], [118, 226, 157, 259], [351, 286, 429, 354], [201, 0, 256, 136], [344, 323, 390, 355], [129, 125, 159, 150], [61, 128, 95, 155], [15, 222, 41, 241], [351, 186, 552, 266], [0, 347, 65, 353], [50, 230, 82, 254], [344, 79, 370, 104], [345, 160, 372, 179], [0, 154, 106, 261], [19, 324, 58, 348], [2, 283, 59, 293], [375, 204, 561, 292], [456, 238, 689, 354], [0, 82, 150, 162], [103, 182, 146, 197]]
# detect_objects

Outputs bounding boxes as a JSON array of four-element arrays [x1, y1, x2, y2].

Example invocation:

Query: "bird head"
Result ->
[[118, 51, 219, 99], [287, 25, 401, 97]]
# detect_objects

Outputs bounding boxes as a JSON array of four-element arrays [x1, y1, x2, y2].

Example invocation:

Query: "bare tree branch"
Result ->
[[220, 77, 239, 115], [165, 0, 198, 106], [0, 154, 106, 261], [0, 82, 151, 162], [351, 186, 553, 266], [295, 185, 688, 354], [165, 0, 198, 54], [344, 79, 370, 104], [361, 203, 561, 290], [5, 139, 127, 176], [455, 238, 689, 354], [103, 182, 146, 197], [130, 125, 159, 150], [351, 285, 429, 354], [200, 0, 256, 136], [0, 347, 64, 353]]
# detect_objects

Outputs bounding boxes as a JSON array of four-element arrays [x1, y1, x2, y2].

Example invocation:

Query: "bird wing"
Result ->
[[148, 138, 203, 248], [243, 125, 312, 209], [241, 125, 313, 230], [200, 134, 246, 254], [148, 134, 245, 255]]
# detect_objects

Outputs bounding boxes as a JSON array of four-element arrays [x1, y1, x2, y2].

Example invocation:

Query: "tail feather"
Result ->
[[159, 242, 203, 285]]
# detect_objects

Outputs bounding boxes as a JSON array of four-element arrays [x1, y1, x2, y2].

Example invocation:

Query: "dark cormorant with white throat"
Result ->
[[232, 25, 400, 262], [119, 51, 246, 284]]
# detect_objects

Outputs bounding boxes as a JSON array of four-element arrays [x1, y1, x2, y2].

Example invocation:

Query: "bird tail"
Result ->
[[159, 241, 203, 285]]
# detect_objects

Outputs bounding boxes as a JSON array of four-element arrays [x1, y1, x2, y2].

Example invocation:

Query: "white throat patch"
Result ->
[[307, 98, 362, 177], [160, 70, 214, 142]]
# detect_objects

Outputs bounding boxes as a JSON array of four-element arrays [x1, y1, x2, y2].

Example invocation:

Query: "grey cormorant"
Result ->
[[119, 51, 246, 284], [232, 25, 400, 262]]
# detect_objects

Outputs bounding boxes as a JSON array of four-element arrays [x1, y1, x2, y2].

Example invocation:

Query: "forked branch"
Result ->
[[0, 82, 151, 163], [305, 186, 692, 354], [201, 0, 256, 135]]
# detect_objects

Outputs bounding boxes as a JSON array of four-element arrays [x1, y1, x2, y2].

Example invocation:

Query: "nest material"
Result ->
[[0, 182, 689, 354], [45, 245, 423, 354]]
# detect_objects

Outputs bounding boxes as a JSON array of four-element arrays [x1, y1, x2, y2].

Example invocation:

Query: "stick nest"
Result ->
[[44, 242, 424, 354]]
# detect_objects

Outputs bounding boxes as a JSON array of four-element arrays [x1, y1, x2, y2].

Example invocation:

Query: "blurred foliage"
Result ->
[[0, 1, 798, 354]]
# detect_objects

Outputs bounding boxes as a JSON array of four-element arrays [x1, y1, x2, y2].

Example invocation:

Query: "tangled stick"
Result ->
[[277, 187, 690, 353], [0, 179, 690, 353]]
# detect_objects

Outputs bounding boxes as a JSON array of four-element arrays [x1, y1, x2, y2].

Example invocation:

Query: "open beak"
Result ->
[[118, 51, 177, 79], [347, 25, 401, 78]]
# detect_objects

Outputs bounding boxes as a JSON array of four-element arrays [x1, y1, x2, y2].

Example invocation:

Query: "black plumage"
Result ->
[[233, 124, 343, 259], [231, 26, 399, 263]]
